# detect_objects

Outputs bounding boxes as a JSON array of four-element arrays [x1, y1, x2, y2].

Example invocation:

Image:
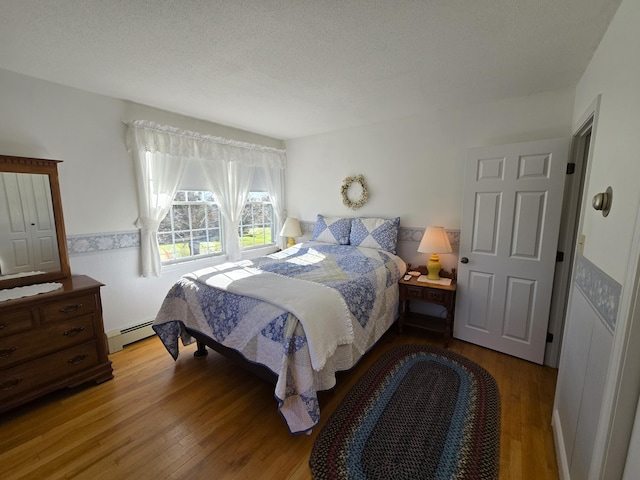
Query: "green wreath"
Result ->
[[341, 175, 368, 210]]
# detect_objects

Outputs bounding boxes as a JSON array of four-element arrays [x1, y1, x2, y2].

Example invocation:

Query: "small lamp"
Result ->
[[417, 226, 453, 280], [279, 217, 302, 248]]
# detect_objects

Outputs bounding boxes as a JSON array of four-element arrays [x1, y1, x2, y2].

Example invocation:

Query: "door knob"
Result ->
[[460, 257, 469, 264], [592, 186, 613, 217]]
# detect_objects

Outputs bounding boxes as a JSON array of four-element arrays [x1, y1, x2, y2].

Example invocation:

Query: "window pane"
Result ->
[[191, 204, 207, 229], [159, 213, 172, 232], [173, 205, 190, 230], [240, 194, 274, 250], [158, 233, 175, 261], [191, 229, 208, 256], [187, 191, 202, 202], [173, 191, 185, 202], [160, 190, 224, 264], [206, 206, 220, 227]]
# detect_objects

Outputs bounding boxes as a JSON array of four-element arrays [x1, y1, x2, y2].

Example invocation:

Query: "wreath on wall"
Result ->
[[341, 174, 369, 210]]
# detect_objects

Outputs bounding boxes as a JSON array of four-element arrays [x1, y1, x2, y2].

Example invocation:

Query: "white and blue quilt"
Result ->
[[152, 241, 405, 434]]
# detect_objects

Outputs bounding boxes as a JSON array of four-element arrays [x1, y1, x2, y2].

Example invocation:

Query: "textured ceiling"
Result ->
[[0, 0, 621, 140]]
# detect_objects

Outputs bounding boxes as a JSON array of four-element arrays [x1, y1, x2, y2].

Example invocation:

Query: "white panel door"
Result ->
[[0, 172, 33, 273], [0, 172, 60, 275], [25, 173, 60, 271], [454, 138, 570, 364]]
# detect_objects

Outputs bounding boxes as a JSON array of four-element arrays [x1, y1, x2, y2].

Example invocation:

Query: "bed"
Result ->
[[152, 216, 405, 434]]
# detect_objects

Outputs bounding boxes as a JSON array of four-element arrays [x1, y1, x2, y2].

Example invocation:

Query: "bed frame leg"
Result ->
[[194, 340, 208, 358]]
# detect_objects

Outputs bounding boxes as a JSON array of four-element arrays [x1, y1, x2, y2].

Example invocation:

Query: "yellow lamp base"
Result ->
[[287, 237, 296, 248], [426, 254, 442, 280]]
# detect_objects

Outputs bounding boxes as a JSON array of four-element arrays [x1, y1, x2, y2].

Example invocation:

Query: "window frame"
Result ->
[[157, 189, 224, 265], [239, 192, 276, 251], [158, 189, 276, 265]]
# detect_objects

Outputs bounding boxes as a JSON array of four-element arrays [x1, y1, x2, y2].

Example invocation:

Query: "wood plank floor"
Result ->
[[0, 329, 558, 479]]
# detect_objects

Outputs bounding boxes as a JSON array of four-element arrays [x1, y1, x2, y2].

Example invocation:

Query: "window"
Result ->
[[158, 190, 275, 263], [158, 190, 223, 262], [239, 192, 275, 250]]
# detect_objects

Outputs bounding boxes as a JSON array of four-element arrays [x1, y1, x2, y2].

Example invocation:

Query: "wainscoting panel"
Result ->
[[553, 254, 620, 479]]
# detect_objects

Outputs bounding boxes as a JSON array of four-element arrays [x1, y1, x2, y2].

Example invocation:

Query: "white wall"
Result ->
[[553, 0, 640, 477], [571, 0, 640, 285], [285, 88, 575, 231], [0, 68, 283, 333]]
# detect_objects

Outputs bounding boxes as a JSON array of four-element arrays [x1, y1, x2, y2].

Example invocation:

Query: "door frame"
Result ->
[[544, 102, 594, 367]]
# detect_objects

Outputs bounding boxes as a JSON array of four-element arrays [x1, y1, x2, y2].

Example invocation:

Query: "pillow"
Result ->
[[349, 217, 400, 254], [311, 215, 352, 245]]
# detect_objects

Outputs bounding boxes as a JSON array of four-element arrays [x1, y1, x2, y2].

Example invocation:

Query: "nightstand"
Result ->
[[398, 265, 457, 346]]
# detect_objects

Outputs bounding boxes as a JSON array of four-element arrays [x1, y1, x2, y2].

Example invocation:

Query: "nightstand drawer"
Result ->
[[426, 290, 445, 302], [406, 285, 425, 299]]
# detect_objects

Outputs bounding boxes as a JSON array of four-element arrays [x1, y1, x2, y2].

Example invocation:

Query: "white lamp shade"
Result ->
[[279, 217, 302, 238], [417, 226, 452, 254]]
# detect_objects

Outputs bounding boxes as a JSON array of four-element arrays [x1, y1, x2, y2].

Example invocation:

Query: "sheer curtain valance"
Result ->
[[127, 120, 286, 167], [127, 120, 287, 277]]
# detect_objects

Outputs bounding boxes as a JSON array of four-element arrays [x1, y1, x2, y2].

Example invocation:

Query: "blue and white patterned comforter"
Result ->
[[152, 241, 406, 433]]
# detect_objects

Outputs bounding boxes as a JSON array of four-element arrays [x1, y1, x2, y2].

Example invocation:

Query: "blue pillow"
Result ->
[[311, 215, 352, 245], [350, 217, 400, 254]]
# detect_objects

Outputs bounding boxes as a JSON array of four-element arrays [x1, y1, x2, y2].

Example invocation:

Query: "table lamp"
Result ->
[[279, 217, 302, 248], [417, 226, 453, 280]]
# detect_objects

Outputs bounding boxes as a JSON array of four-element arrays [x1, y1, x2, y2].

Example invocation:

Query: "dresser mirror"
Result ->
[[0, 155, 70, 290]]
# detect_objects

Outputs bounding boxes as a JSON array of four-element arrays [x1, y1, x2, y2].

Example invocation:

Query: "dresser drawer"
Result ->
[[0, 341, 99, 403], [0, 315, 96, 368], [41, 294, 97, 322], [0, 309, 36, 337]]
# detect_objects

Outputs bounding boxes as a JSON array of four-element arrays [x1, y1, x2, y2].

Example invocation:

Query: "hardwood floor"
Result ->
[[0, 329, 558, 479]]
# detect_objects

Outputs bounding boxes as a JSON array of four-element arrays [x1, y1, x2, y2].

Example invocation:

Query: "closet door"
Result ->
[[24, 173, 60, 272], [0, 173, 60, 275]]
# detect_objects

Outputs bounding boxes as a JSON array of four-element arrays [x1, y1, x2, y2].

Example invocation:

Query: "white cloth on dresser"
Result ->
[[0, 282, 63, 302]]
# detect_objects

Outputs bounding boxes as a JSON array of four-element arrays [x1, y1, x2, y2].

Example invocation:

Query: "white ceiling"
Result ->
[[0, 0, 621, 140]]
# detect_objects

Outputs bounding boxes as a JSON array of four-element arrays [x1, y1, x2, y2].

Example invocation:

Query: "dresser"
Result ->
[[0, 275, 113, 412]]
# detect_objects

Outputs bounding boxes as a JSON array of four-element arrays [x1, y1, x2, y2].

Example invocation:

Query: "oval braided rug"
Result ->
[[309, 344, 500, 480]]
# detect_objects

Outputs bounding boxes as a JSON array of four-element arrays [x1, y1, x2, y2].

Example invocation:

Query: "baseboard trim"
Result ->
[[553, 408, 571, 480], [106, 320, 155, 354]]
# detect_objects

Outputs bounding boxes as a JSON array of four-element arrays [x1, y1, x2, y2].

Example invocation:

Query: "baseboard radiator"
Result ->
[[106, 320, 155, 354]]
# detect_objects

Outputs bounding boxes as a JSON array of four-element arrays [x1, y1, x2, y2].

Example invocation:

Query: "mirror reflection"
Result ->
[[0, 172, 61, 279]]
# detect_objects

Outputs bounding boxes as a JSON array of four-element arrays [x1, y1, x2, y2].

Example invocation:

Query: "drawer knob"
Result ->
[[0, 377, 23, 390], [60, 303, 83, 314], [0, 323, 5, 329], [0, 347, 17, 359], [63, 327, 85, 337], [68, 354, 88, 364]]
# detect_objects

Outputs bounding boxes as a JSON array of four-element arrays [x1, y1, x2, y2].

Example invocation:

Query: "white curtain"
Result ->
[[199, 157, 254, 261], [127, 120, 286, 274], [262, 161, 286, 249], [127, 124, 190, 277]]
